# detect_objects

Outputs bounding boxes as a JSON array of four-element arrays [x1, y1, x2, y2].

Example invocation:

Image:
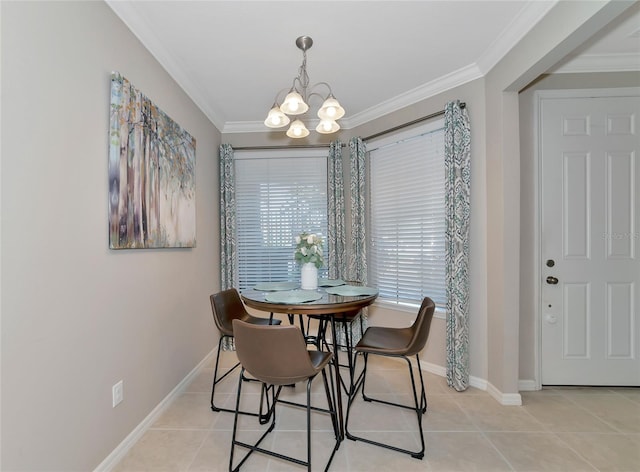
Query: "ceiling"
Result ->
[[106, 1, 640, 134]]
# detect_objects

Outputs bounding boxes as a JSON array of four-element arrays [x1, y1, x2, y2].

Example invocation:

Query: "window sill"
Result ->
[[373, 299, 445, 320]]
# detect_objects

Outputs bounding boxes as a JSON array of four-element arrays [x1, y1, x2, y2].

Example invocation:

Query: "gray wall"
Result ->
[[1, 2, 220, 470]]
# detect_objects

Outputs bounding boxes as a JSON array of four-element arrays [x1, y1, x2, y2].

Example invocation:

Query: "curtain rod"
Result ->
[[232, 143, 333, 151], [363, 102, 466, 141], [231, 102, 465, 151]]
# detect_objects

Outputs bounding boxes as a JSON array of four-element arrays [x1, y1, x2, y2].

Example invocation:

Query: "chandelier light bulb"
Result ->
[[270, 112, 282, 125], [280, 91, 308, 115], [264, 106, 289, 129], [317, 97, 345, 121], [316, 119, 339, 134], [287, 119, 310, 138]]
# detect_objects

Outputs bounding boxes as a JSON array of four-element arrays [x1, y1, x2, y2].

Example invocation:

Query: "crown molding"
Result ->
[[344, 63, 483, 129], [476, 0, 559, 75], [550, 53, 640, 73], [223, 121, 269, 134], [105, 0, 226, 131], [223, 117, 325, 134]]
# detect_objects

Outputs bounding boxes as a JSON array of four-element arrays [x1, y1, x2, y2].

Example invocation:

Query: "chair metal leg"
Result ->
[[345, 353, 427, 459], [306, 378, 312, 471], [329, 317, 355, 395], [211, 335, 273, 422], [321, 366, 341, 442], [291, 313, 323, 347], [229, 368, 277, 472], [229, 367, 339, 471], [211, 335, 240, 412], [341, 318, 356, 395]]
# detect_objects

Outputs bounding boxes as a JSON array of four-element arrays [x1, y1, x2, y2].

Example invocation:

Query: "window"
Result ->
[[368, 120, 446, 308], [235, 150, 328, 290]]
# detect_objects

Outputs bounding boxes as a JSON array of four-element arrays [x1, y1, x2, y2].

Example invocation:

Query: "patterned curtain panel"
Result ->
[[339, 136, 369, 345], [348, 137, 367, 283], [444, 101, 471, 391], [219, 143, 237, 350], [327, 140, 346, 279]]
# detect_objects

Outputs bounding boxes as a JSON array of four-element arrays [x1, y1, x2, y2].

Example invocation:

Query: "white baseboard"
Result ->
[[419, 360, 446, 377], [420, 360, 522, 405], [518, 379, 540, 391], [469, 374, 488, 391], [94, 348, 216, 472], [420, 360, 486, 393], [486, 382, 523, 405]]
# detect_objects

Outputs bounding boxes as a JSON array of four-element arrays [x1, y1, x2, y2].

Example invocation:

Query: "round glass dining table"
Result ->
[[240, 287, 378, 441], [240, 288, 377, 316]]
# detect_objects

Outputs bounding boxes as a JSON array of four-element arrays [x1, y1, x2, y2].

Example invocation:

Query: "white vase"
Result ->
[[300, 262, 318, 290]]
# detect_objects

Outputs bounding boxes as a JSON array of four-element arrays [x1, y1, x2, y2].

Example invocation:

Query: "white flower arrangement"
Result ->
[[294, 232, 324, 268]]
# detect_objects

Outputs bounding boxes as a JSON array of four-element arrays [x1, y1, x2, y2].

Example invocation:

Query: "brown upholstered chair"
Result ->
[[230, 319, 339, 472], [209, 288, 281, 416], [344, 297, 435, 459]]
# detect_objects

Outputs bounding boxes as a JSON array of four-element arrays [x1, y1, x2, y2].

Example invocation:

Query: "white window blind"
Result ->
[[235, 151, 328, 290], [368, 121, 446, 307]]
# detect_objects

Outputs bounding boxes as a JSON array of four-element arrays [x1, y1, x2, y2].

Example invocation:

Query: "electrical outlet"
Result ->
[[112, 380, 123, 408]]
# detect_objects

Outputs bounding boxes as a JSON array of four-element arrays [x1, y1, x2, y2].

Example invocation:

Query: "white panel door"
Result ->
[[541, 92, 640, 385]]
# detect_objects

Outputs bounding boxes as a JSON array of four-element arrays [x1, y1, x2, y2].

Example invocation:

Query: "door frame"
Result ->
[[533, 87, 640, 390]]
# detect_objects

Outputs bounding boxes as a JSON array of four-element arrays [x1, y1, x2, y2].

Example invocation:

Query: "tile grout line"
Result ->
[[447, 393, 516, 471], [554, 390, 630, 434]]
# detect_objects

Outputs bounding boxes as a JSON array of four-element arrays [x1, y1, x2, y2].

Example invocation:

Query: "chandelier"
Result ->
[[264, 36, 345, 138]]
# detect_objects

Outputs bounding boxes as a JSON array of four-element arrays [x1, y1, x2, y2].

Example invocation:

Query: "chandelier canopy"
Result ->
[[264, 36, 345, 138]]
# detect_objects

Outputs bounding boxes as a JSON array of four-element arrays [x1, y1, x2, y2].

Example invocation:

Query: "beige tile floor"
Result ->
[[114, 351, 640, 472]]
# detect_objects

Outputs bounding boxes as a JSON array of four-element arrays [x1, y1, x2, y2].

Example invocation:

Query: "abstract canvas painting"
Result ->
[[109, 72, 196, 249]]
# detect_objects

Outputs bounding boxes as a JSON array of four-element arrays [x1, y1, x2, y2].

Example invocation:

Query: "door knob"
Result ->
[[546, 276, 559, 285]]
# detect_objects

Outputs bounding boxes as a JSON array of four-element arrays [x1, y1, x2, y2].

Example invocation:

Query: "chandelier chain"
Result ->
[[296, 49, 310, 102]]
